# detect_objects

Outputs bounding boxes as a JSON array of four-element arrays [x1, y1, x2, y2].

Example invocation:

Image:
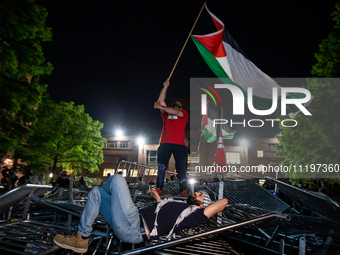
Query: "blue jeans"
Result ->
[[77, 174, 143, 243]]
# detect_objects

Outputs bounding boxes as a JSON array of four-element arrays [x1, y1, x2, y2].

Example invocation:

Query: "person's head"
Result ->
[[15, 169, 25, 178], [60, 171, 67, 178], [172, 101, 182, 110], [187, 192, 204, 208], [107, 173, 111, 177]]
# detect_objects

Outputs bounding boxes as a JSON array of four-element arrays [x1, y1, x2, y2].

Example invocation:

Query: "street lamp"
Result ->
[[188, 178, 196, 195], [116, 129, 123, 138], [137, 137, 145, 165]]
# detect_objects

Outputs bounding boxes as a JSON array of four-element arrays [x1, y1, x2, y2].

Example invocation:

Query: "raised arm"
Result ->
[[156, 79, 169, 107], [154, 79, 185, 117], [203, 198, 228, 218], [154, 102, 185, 117]]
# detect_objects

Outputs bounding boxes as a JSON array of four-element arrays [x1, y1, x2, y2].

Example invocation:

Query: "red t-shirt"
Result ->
[[160, 109, 188, 145]]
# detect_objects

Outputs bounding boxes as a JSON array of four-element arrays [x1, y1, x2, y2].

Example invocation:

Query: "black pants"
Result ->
[[157, 143, 187, 192]]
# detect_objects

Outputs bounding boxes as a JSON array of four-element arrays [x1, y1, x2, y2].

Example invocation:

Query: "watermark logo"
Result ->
[[198, 80, 313, 128], [201, 85, 312, 116]]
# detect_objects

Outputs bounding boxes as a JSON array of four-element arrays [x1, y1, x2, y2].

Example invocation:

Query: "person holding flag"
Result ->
[[154, 79, 189, 197]]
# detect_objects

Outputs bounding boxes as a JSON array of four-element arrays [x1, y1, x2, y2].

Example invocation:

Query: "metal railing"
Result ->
[[116, 160, 176, 185]]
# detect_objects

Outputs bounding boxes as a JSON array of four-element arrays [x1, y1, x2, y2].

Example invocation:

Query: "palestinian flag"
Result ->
[[192, 6, 311, 117], [202, 104, 217, 143], [222, 122, 235, 139]]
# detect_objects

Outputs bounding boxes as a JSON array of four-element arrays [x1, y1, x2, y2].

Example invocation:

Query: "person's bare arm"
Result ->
[[203, 198, 228, 218], [148, 188, 161, 202], [156, 79, 169, 107], [154, 102, 185, 117]]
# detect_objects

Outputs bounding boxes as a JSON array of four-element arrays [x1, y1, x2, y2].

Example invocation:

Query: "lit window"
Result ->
[[106, 142, 117, 148], [268, 144, 277, 151], [259, 179, 265, 186], [130, 170, 138, 177], [188, 155, 199, 164], [116, 169, 127, 177], [257, 150, 264, 157], [103, 169, 115, 176], [145, 168, 158, 176], [226, 152, 240, 164], [120, 141, 128, 148]]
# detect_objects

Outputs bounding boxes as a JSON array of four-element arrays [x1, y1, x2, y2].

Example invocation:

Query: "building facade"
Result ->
[[190, 136, 282, 181], [87, 136, 177, 179]]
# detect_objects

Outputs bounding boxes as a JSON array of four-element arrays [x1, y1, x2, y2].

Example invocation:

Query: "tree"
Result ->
[[26, 99, 106, 173], [277, 4, 340, 179], [312, 4, 340, 77], [0, 0, 53, 161]]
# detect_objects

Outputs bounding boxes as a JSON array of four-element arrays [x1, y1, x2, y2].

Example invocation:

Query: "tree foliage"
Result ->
[[0, 1, 106, 174], [26, 100, 106, 173], [277, 4, 340, 179], [0, 0, 53, 156], [312, 4, 340, 77]]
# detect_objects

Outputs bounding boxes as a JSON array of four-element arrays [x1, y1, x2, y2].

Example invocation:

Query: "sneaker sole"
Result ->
[[53, 238, 88, 253]]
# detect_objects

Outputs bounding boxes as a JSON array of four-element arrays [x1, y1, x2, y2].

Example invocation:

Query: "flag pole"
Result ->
[[167, 2, 206, 81], [215, 107, 224, 182], [196, 100, 210, 168], [217, 106, 224, 224], [220, 107, 225, 181], [220, 107, 223, 134]]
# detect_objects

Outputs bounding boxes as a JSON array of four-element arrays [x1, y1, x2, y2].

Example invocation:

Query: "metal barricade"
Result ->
[[268, 178, 340, 224], [116, 160, 176, 185], [205, 180, 290, 212]]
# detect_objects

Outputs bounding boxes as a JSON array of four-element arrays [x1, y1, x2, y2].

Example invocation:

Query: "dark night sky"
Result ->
[[41, 0, 336, 142]]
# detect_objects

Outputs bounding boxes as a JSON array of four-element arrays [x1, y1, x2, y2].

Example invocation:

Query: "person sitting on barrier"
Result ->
[[53, 174, 228, 254]]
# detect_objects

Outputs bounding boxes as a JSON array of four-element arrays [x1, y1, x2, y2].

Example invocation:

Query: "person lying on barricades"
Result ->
[[53, 174, 228, 254]]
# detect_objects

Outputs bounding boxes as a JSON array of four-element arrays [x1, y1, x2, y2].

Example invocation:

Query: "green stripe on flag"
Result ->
[[192, 36, 229, 80], [203, 129, 217, 143]]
